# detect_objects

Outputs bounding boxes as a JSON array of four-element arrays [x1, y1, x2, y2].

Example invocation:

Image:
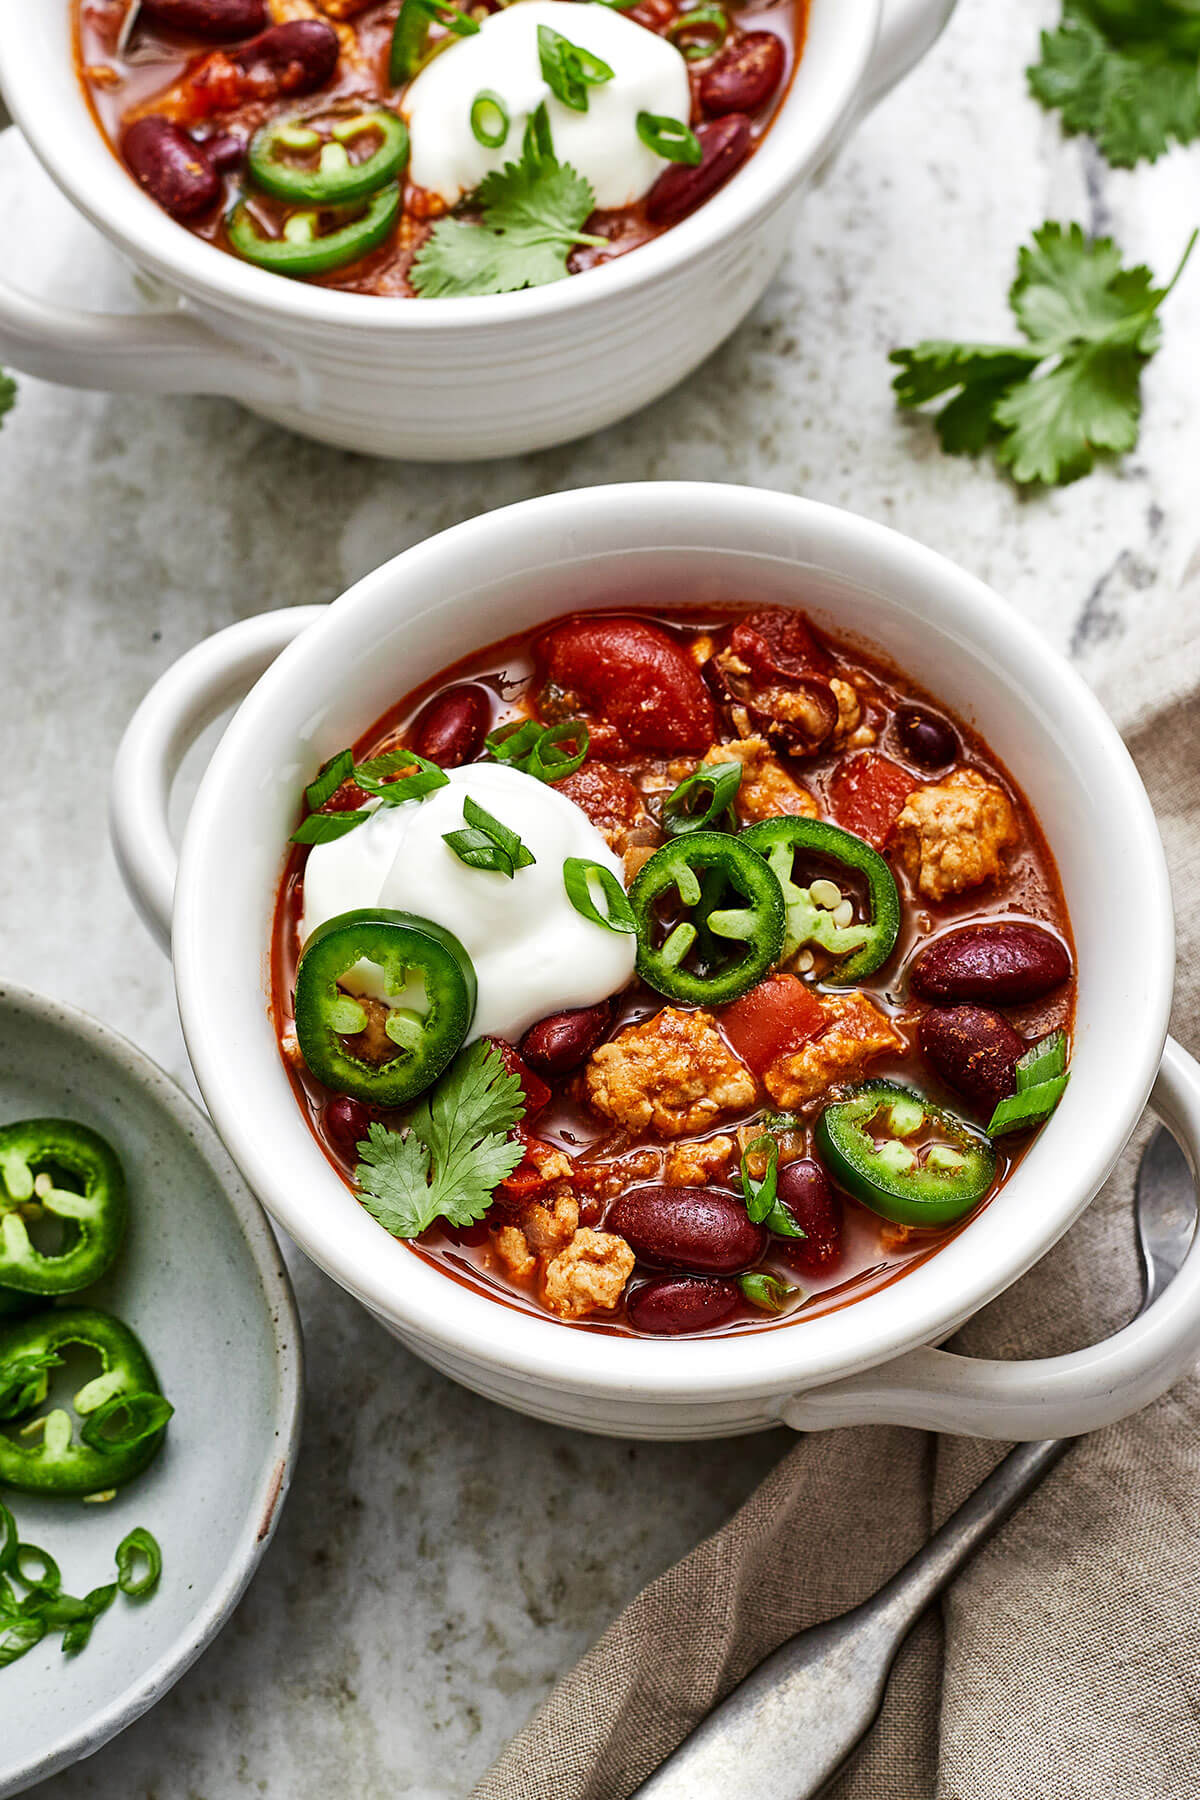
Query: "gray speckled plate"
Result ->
[[0, 984, 302, 1797]]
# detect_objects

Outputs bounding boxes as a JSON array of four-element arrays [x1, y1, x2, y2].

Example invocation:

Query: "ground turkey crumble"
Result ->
[[493, 1193, 634, 1319], [586, 1008, 757, 1137], [762, 992, 905, 1110], [891, 769, 1019, 902]]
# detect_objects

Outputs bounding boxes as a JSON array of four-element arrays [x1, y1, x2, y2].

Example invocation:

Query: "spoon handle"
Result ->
[[632, 1436, 1070, 1800]]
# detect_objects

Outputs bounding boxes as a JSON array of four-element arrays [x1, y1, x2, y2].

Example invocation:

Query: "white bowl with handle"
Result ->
[[110, 482, 1200, 1440], [0, 0, 954, 459]]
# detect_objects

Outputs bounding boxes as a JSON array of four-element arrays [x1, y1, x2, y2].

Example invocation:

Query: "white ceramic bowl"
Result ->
[[0, 0, 953, 459], [110, 483, 1200, 1440]]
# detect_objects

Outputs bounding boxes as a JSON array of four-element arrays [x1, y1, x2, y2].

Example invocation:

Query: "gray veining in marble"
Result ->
[[1, 0, 1198, 1792]]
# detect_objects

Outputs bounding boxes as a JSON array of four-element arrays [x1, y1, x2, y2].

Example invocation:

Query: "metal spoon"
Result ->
[[633, 1127, 1196, 1800], [116, 0, 144, 57]]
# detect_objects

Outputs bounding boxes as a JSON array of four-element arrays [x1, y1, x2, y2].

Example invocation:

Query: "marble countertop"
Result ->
[[2, 1, 1198, 1792]]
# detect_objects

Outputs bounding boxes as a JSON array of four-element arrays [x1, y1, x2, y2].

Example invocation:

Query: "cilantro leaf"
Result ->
[[1029, 0, 1200, 167], [411, 105, 606, 298], [354, 1039, 526, 1237], [0, 370, 16, 428], [891, 222, 1196, 487]]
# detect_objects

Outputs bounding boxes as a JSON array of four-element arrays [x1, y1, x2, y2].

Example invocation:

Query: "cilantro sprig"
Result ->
[[0, 371, 15, 430], [411, 104, 608, 299], [1029, 0, 1200, 167], [891, 221, 1196, 487], [354, 1040, 525, 1238]]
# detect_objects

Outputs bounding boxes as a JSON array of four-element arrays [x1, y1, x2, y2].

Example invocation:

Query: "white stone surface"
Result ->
[[1, 1, 1198, 1790]]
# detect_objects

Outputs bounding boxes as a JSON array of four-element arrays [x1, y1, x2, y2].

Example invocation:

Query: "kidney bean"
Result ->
[[520, 1003, 612, 1076], [411, 683, 491, 767], [909, 923, 1072, 1005], [122, 117, 221, 220], [141, 0, 267, 38], [607, 1186, 767, 1274], [233, 20, 339, 93], [645, 114, 753, 228], [324, 1094, 371, 1158], [893, 705, 957, 770], [203, 132, 247, 174], [700, 32, 786, 117], [775, 1159, 843, 1275], [918, 1005, 1025, 1112], [537, 618, 715, 757], [626, 1275, 740, 1335]]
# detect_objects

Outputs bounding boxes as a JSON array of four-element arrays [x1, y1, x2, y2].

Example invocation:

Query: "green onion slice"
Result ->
[[738, 1271, 799, 1313], [538, 25, 615, 112], [304, 748, 355, 812], [667, 5, 729, 59], [563, 857, 637, 934], [14, 1544, 61, 1595], [444, 797, 535, 878], [291, 810, 372, 846], [662, 759, 741, 836], [80, 1391, 175, 1454], [739, 1132, 779, 1224], [470, 88, 510, 148], [637, 111, 703, 165], [485, 716, 589, 782], [1014, 1029, 1068, 1089], [0, 1615, 45, 1667], [116, 1527, 163, 1599], [355, 746, 449, 802], [390, 0, 480, 84], [986, 1075, 1069, 1138]]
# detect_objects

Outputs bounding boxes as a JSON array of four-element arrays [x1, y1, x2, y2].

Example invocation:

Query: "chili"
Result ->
[[247, 110, 410, 207], [741, 816, 900, 982], [628, 831, 784, 1005], [816, 1081, 996, 1227], [0, 1119, 127, 1297], [0, 1308, 172, 1496], [227, 185, 401, 277], [293, 908, 476, 1105]]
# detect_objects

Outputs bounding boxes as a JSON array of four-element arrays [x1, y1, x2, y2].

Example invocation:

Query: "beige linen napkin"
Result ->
[[473, 560, 1200, 1800]]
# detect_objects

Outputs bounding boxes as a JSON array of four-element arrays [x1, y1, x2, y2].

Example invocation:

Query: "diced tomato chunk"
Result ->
[[828, 754, 917, 850], [536, 617, 715, 758], [720, 975, 825, 1079], [497, 1128, 567, 1202], [485, 1038, 551, 1116]]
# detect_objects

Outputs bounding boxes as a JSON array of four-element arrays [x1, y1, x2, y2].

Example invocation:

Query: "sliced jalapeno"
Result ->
[[0, 1120, 127, 1297], [247, 110, 410, 207], [227, 185, 401, 279], [628, 831, 785, 1005], [816, 1080, 996, 1228], [0, 1308, 172, 1496], [294, 909, 476, 1106], [741, 816, 900, 982]]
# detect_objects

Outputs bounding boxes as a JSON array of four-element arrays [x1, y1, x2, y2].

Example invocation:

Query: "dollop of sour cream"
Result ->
[[300, 763, 637, 1042], [402, 1, 692, 210]]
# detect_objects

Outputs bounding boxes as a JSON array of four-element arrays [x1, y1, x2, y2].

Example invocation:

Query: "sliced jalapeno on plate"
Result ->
[[815, 1080, 996, 1228], [0, 1307, 172, 1496], [0, 1120, 127, 1297], [741, 815, 900, 982], [247, 110, 410, 207], [294, 908, 476, 1106], [628, 831, 784, 1005]]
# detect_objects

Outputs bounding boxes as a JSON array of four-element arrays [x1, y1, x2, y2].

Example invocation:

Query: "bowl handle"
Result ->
[[861, 0, 958, 111], [0, 262, 300, 405], [110, 608, 326, 954], [779, 1036, 1200, 1439]]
